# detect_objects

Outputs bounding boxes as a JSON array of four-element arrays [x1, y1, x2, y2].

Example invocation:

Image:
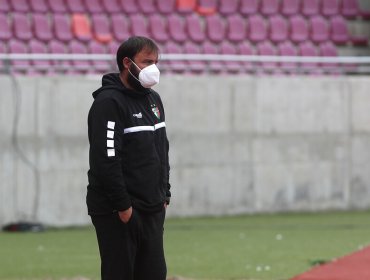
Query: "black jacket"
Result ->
[[87, 73, 171, 215]]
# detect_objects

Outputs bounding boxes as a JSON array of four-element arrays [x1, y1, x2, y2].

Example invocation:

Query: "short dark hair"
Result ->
[[116, 36, 159, 72]]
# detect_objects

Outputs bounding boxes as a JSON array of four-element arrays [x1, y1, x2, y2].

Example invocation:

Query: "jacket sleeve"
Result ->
[[88, 97, 131, 211]]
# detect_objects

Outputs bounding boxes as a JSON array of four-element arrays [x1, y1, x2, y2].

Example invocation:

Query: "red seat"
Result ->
[[197, 0, 217, 16], [176, 0, 196, 14], [119, 0, 138, 14], [240, 0, 259, 16], [219, 0, 239, 15], [157, 0, 176, 14], [321, 0, 340, 16], [33, 13, 53, 42], [12, 13, 32, 41], [302, 0, 320, 17], [281, 0, 299, 16], [111, 15, 131, 42], [0, 14, 12, 41], [186, 14, 206, 43], [101, 0, 121, 13], [269, 15, 288, 43], [261, 0, 280, 16], [47, 0, 67, 13], [53, 14, 73, 42], [206, 14, 226, 43], [227, 14, 247, 43], [130, 15, 149, 37], [148, 15, 169, 44], [290, 15, 309, 43], [83, 0, 103, 13], [168, 15, 187, 44], [92, 14, 113, 44], [65, 0, 85, 13], [248, 15, 268, 43], [71, 14, 92, 42], [10, 0, 29, 12], [30, 0, 49, 12], [310, 16, 330, 43], [330, 16, 350, 45]]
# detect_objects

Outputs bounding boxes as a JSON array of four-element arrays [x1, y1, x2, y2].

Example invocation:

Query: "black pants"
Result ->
[[91, 208, 167, 280]]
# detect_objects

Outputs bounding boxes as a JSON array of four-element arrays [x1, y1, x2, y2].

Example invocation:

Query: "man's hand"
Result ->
[[118, 207, 133, 224]]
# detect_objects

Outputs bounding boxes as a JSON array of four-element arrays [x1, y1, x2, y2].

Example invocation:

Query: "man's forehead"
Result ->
[[135, 48, 158, 60]]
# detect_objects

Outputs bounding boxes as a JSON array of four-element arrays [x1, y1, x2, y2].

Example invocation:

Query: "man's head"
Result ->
[[117, 36, 160, 91]]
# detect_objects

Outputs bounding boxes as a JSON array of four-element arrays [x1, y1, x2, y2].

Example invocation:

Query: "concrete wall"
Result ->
[[1, 75, 370, 227]]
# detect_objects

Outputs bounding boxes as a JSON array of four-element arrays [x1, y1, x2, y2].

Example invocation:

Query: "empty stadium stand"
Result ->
[[0, 0, 369, 75]]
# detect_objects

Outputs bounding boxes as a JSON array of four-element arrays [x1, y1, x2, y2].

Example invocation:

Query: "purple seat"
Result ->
[[240, 0, 259, 16], [310, 16, 329, 44], [237, 41, 254, 72], [47, 0, 67, 13], [281, 0, 299, 16], [111, 15, 131, 42], [0, 42, 6, 70], [298, 41, 318, 71], [202, 41, 222, 73], [30, 0, 49, 12], [101, 0, 121, 13], [13, 13, 32, 41], [269, 15, 288, 43], [8, 40, 30, 73], [277, 41, 298, 72], [330, 16, 350, 45], [322, 0, 340, 16], [163, 41, 186, 73], [341, 0, 359, 18], [107, 40, 120, 56], [186, 14, 206, 43], [0, 14, 12, 41], [257, 41, 277, 70], [33, 13, 53, 42], [302, 0, 320, 17], [220, 41, 241, 74], [137, 0, 156, 14], [83, 0, 103, 13], [248, 15, 268, 43], [157, 0, 176, 14], [261, 0, 279, 16], [10, 0, 29, 12], [148, 15, 169, 44], [92, 14, 113, 44], [0, 0, 10, 12], [183, 41, 206, 74], [168, 15, 187, 44], [53, 14, 73, 42], [88, 41, 111, 73], [206, 14, 226, 43], [319, 41, 339, 72], [68, 40, 91, 73], [227, 14, 247, 43], [119, 0, 139, 14], [49, 39, 71, 71], [130, 15, 149, 37], [290, 15, 309, 43], [65, 0, 85, 13], [29, 39, 51, 72], [219, 0, 239, 15]]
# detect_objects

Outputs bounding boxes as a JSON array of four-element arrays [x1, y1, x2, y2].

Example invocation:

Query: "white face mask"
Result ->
[[129, 59, 160, 88]]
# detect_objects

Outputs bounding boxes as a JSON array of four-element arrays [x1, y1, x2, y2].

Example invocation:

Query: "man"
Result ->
[[87, 36, 171, 280]]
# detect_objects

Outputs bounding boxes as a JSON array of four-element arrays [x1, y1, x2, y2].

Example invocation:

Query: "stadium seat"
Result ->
[[309, 15, 330, 43], [163, 41, 187, 73], [65, 0, 86, 13], [137, 0, 156, 14], [53, 14, 73, 42], [219, 0, 239, 15], [29, 39, 51, 73], [88, 41, 111, 73], [183, 41, 206, 74], [10, 0, 29, 12], [83, 0, 104, 13], [49, 39, 71, 71], [197, 0, 217, 16], [240, 0, 259, 16], [248, 15, 268, 43], [256, 41, 277, 70], [226, 14, 247, 43], [68, 40, 91, 73], [130, 14, 149, 37], [0, 42, 6, 72], [186, 14, 206, 43], [330, 16, 350, 45], [30, 0, 49, 12], [32, 14, 53, 42], [119, 0, 139, 14], [157, 0, 176, 14], [91, 14, 113, 44], [0, 14, 11, 41], [319, 41, 339, 73], [176, 0, 197, 14], [12, 13, 33, 41], [237, 41, 254, 73], [202, 41, 223, 73], [0, 0, 10, 12], [298, 41, 318, 72], [277, 41, 298, 72], [341, 0, 359, 18], [302, 0, 320, 17], [71, 14, 92, 42], [111, 15, 131, 42], [269, 15, 288, 43], [321, 0, 340, 16], [47, 0, 67, 13], [168, 15, 187, 43], [148, 15, 169, 43], [261, 0, 280, 16], [281, 0, 299, 16], [107, 40, 120, 55], [206, 14, 226, 43], [8, 40, 30, 73], [220, 41, 241, 74], [290, 15, 309, 43], [101, 0, 121, 13]]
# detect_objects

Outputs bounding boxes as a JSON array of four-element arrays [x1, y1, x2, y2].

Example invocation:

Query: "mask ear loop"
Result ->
[[127, 58, 141, 83]]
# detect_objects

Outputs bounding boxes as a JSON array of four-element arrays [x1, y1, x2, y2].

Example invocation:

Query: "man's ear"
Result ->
[[122, 57, 131, 70]]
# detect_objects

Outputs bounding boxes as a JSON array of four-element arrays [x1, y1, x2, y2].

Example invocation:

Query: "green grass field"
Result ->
[[1, 210, 370, 280]]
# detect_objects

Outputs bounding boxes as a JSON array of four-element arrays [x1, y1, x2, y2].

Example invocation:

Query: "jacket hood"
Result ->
[[92, 73, 151, 99]]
